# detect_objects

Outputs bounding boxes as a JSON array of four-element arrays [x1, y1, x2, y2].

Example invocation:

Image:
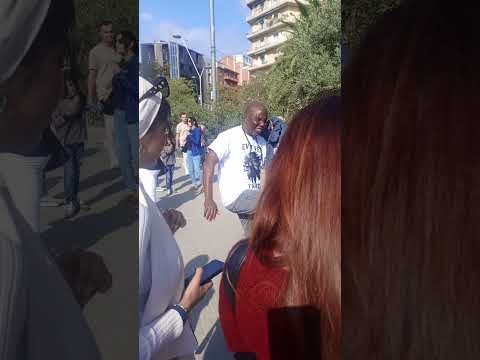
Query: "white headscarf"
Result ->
[[0, 1, 51, 83], [139, 76, 162, 139]]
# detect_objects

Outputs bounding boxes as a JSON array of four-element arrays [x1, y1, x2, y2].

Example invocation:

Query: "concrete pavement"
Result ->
[[157, 162, 243, 360], [40, 125, 240, 359]]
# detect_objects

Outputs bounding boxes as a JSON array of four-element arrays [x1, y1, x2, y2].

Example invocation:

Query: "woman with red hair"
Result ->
[[219, 97, 341, 360]]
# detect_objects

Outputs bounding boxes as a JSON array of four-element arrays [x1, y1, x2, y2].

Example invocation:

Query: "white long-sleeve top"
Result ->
[[139, 180, 197, 360], [0, 173, 101, 359]]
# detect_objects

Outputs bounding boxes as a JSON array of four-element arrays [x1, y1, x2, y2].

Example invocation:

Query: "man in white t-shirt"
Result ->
[[203, 102, 271, 235], [87, 20, 121, 169], [176, 112, 190, 175]]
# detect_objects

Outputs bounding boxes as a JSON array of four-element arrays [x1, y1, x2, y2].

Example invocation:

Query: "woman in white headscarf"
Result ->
[[139, 76, 212, 360], [0, 1, 110, 358]]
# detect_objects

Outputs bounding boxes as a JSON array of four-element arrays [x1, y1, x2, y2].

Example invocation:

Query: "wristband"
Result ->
[[168, 304, 189, 324]]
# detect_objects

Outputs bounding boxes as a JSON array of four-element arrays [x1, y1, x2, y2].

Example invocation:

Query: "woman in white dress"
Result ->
[[138, 76, 212, 360]]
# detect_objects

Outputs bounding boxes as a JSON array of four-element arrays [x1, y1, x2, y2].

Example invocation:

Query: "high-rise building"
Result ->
[[140, 41, 206, 103], [246, 0, 306, 75]]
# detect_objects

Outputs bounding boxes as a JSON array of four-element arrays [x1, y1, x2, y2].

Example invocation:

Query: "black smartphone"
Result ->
[[184, 260, 225, 287]]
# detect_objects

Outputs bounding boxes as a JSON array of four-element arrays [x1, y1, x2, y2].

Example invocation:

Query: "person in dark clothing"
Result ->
[[112, 30, 139, 203], [186, 117, 203, 191], [160, 128, 176, 196], [52, 74, 87, 218]]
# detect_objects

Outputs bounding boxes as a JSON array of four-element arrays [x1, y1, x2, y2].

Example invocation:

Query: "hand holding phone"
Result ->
[[179, 267, 213, 312], [185, 260, 225, 288]]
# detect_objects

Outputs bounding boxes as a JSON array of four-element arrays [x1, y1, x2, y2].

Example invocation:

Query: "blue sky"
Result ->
[[140, 0, 251, 58]]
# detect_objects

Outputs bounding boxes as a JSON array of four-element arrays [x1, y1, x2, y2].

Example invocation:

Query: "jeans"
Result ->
[[186, 151, 202, 187], [104, 114, 118, 168], [183, 151, 190, 175], [165, 164, 175, 192], [64, 143, 84, 204], [114, 109, 139, 191]]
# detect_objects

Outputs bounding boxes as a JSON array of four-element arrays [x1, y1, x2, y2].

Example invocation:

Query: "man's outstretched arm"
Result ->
[[203, 149, 219, 221]]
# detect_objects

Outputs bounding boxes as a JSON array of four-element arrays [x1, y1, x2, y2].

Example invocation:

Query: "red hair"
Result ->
[[343, 2, 480, 359], [250, 96, 341, 359]]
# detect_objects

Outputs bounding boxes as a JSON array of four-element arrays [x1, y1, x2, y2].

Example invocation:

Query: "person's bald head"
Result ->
[[244, 102, 268, 136]]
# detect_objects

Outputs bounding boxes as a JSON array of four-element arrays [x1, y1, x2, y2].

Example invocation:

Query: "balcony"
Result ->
[[247, 37, 286, 56], [247, 16, 292, 40], [246, 0, 298, 24], [249, 61, 275, 73]]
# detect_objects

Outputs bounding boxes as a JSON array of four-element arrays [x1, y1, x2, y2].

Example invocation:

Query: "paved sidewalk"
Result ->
[[41, 126, 138, 360], [40, 126, 240, 359], [157, 163, 242, 360]]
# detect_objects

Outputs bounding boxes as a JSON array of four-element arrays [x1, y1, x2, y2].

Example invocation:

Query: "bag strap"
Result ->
[[223, 239, 249, 314]]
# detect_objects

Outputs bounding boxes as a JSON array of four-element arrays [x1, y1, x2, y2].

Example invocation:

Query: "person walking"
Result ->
[[185, 117, 202, 191], [176, 112, 190, 175], [51, 73, 87, 219], [112, 30, 139, 203], [87, 20, 121, 169], [139, 76, 212, 360], [160, 127, 176, 196], [203, 102, 269, 236]]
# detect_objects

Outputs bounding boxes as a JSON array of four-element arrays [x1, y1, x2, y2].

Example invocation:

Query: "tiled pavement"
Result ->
[[41, 125, 240, 359]]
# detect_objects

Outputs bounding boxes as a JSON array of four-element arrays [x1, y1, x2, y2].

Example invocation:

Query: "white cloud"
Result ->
[[140, 12, 153, 22]]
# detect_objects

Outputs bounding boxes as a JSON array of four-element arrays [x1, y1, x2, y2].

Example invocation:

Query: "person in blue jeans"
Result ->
[[113, 30, 139, 203], [52, 75, 87, 219], [186, 117, 203, 190], [160, 128, 176, 195]]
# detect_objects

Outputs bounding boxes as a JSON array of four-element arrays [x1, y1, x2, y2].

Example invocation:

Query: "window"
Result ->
[[260, 55, 267, 64]]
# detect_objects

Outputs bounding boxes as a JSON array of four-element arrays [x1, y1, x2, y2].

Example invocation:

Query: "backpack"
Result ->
[[223, 239, 249, 313], [223, 240, 257, 360]]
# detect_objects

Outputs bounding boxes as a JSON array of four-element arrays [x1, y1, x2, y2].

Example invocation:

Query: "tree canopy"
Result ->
[[264, 0, 341, 119]]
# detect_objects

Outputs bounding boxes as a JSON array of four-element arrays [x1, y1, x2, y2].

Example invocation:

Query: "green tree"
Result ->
[[265, 0, 341, 119], [168, 79, 209, 126]]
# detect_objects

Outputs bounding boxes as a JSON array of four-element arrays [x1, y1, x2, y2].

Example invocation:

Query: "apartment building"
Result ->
[[219, 55, 252, 86], [246, 0, 306, 74]]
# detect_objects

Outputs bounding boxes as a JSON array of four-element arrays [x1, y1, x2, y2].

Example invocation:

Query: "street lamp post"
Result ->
[[209, 0, 217, 103], [172, 34, 204, 106]]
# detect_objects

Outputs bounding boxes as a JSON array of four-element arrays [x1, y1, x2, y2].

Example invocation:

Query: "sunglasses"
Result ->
[[139, 76, 170, 102]]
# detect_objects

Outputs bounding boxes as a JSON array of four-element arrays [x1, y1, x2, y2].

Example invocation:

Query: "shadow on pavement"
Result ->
[[157, 187, 203, 210], [173, 174, 190, 185], [82, 147, 100, 158], [78, 168, 121, 192], [83, 180, 125, 206], [54, 168, 122, 200], [43, 197, 137, 254], [185, 254, 210, 277], [197, 319, 234, 360], [45, 175, 63, 193]]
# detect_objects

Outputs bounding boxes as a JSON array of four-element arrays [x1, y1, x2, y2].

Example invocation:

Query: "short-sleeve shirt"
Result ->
[[208, 126, 267, 207], [88, 43, 120, 101], [176, 122, 189, 146]]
